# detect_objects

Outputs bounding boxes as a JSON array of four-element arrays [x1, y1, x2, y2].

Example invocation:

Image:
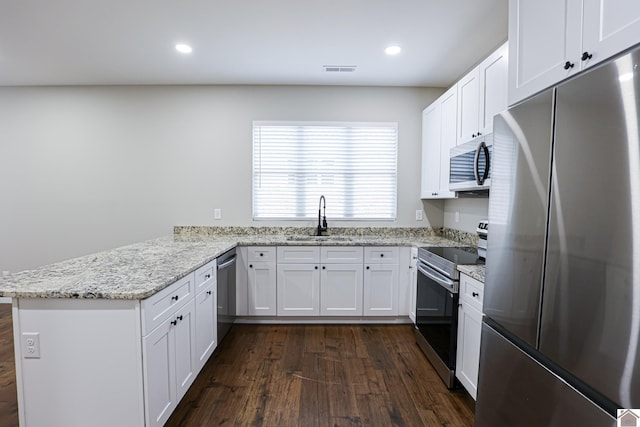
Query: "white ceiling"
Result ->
[[0, 0, 508, 88]]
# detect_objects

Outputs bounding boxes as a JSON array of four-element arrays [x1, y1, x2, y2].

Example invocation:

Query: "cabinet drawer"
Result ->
[[277, 246, 320, 264], [247, 246, 276, 262], [142, 272, 195, 335], [321, 246, 363, 264], [194, 259, 216, 293], [364, 247, 399, 264], [460, 273, 484, 311]]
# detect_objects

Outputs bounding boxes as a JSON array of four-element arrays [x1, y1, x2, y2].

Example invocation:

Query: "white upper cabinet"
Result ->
[[421, 85, 457, 199], [420, 101, 443, 199], [422, 42, 507, 198], [458, 42, 508, 144], [582, 0, 640, 63], [479, 42, 509, 135], [457, 67, 481, 144], [509, 0, 640, 105]]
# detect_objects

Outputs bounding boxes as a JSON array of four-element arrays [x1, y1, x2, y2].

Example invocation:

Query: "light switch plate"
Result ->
[[415, 210, 423, 221], [214, 208, 222, 220]]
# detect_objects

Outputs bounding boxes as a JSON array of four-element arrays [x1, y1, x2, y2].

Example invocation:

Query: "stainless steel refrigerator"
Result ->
[[475, 45, 640, 426]]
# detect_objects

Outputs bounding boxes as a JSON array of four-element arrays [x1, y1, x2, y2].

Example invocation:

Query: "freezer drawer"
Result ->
[[475, 322, 614, 427]]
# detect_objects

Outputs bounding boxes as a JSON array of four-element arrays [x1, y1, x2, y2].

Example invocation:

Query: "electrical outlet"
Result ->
[[415, 209, 423, 221], [22, 332, 40, 358], [214, 208, 222, 220], [454, 211, 460, 223]]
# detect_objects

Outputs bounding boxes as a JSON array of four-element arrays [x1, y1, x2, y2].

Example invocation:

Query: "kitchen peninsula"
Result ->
[[1, 227, 482, 427]]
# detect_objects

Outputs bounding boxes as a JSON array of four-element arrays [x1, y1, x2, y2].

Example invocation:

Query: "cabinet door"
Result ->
[[408, 248, 418, 323], [582, 0, 640, 69], [479, 42, 508, 135], [277, 264, 320, 316], [457, 67, 481, 144], [143, 319, 176, 427], [320, 263, 363, 316], [455, 301, 483, 400], [508, 0, 582, 105], [420, 102, 442, 198], [173, 299, 197, 401], [438, 86, 458, 198], [363, 264, 399, 316], [248, 261, 277, 316], [195, 284, 217, 372]]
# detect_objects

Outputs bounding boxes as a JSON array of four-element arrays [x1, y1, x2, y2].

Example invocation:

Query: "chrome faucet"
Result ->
[[317, 195, 328, 236]]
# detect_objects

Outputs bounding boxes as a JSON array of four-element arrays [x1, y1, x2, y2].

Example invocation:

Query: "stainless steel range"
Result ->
[[415, 246, 483, 388]]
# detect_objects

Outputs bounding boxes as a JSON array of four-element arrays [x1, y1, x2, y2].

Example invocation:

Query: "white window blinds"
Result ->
[[253, 121, 398, 220]]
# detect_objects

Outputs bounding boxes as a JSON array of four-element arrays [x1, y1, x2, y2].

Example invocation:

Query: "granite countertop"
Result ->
[[0, 228, 474, 300], [457, 264, 486, 283]]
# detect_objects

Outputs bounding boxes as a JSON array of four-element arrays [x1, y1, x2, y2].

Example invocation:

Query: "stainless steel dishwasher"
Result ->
[[216, 248, 236, 343]]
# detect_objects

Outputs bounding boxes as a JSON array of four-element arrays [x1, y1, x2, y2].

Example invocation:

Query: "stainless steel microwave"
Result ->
[[449, 134, 492, 191]]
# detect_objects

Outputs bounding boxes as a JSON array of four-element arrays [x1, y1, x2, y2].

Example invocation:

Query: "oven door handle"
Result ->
[[417, 263, 456, 291]]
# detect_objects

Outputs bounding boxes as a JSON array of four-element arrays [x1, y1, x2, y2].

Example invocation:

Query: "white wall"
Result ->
[[0, 85, 443, 272]]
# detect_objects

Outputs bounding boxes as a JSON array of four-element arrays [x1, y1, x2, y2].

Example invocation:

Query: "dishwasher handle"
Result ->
[[217, 255, 236, 270]]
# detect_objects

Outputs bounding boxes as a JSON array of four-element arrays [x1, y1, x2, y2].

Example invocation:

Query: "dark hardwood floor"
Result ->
[[167, 324, 475, 427], [0, 304, 474, 427]]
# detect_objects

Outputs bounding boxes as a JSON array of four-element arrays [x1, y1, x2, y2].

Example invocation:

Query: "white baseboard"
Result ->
[[0, 297, 12, 304]]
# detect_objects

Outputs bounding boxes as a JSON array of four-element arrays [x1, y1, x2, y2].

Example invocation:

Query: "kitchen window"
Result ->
[[253, 121, 398, 220]]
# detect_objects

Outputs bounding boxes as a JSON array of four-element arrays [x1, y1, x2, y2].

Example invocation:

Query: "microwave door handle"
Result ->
[[473, 142, 482, 184], [480, 142, 490, 184]]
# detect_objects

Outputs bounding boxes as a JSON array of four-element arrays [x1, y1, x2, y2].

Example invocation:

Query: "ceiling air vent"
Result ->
[[323, 65, 357, 73]]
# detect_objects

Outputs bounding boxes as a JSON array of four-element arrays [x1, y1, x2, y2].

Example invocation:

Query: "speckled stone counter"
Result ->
[[0, 237, 237, 300], [0, 226, 479, 300], [457, 264, 486, 283]]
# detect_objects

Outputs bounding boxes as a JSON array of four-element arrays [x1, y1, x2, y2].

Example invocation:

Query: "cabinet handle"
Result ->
[[366, 266, 370, 270], [472, 292, 479, 297], [380, 253, 384, 257], [178, 315, 183, 321], [207, 290, 212, 295], [204, 274, 211, 280], [249, 264, 253, 268], [315, 266, 318, 270], [171, 295, 179, 301], [260, 253, 264, 257], [478, 132, 482, 136], [564, 61, 575, 70], [322, 266, 326, 270], [171, 320, 177, 326], [472, 133, 477, 138], [581, 51, 593, 61]]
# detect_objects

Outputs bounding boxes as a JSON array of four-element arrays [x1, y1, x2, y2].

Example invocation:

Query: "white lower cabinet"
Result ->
[[455, 273, 485, 400], [194, 282, 217, 371], [277, 263, 320, 316], [247, 247, 277, 316], [248, 261, 277, 315], [320, 263, 363, 315], [143, 297, 197, 427], [363, 247, 399, 316], [363, 264, 399, 316], [194, 260, 217, 372]]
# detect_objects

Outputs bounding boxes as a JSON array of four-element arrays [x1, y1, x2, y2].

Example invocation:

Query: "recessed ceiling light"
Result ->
[[175, 44, 193, 54], [385, 45, 402, 55]]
